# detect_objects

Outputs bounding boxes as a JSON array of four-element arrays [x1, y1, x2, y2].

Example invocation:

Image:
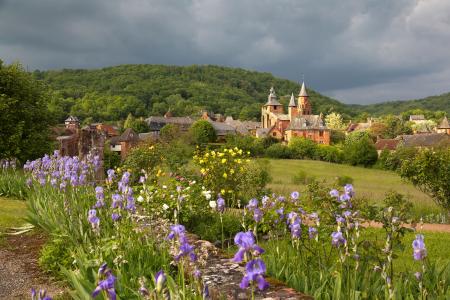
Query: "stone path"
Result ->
[[0, 233, 66, 299]]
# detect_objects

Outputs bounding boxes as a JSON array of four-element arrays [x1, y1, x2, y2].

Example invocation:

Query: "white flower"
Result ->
[[209, 201, 217, 209], [162, 204, 169, 210], [202, 190, 212, 200], [137, 195, 144, 202], [162, 185, 167, 189]]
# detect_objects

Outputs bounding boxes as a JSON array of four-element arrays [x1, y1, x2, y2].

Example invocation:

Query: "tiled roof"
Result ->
[[119, 128, 139, 142], [375, 139, 400, 151], [145, 116, 194, 131], [299, 81, 308, 97], [398, 133, 450, 147], [287, 115, 327, 130], [207, 120, 236, 136], [265, 87, 282, 106], [409, 115, 425, 121], [65, 116, 79, 122]]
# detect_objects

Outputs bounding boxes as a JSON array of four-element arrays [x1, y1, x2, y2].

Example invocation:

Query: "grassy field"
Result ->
[[265, 159, 443, 216], [0, 197, 28, 231]]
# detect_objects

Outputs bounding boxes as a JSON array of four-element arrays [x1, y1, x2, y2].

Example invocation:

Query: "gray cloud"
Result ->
[[1, 0, 449, 104]]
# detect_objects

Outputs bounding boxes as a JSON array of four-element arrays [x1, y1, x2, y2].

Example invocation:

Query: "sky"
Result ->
[[1, 0, 450, 104]]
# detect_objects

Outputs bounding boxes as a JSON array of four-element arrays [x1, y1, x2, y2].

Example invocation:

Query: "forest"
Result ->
[[33, 64, 450, 123]]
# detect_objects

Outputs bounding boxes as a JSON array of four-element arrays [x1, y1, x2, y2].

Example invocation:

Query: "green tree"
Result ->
[[0, 61, 54, 162], [288, 137, 318, 159], [399, 148, 450, 211], [325, 112, 345, 130], [189, 120, 216, 144], [343, 132, 378, 166], [123, 113, 150, 133], [160, 124, 181, 142]]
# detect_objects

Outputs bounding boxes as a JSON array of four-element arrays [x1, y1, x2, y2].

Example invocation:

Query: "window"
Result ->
[[273, 132, 277, 137], [319, 130, 323, 137]]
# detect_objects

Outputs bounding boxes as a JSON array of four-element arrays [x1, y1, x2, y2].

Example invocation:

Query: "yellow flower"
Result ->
[[149, 145, 154, 150], [200, 168, 206, 175], [221, 158, 227, 164], [247, 151, 250, 155], [117, 167, 121, 172], [228, 190, 233, 193], [246, 159, 250, 162], [230, 169, 235, 174], [223, 173, 228, 178], [221, 189, 226, 194]]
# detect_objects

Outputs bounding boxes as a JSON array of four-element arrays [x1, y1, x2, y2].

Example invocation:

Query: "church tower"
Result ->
[[288, 93, 297, 121], [297, 81, 312, 115], [261, 87, 283, 128]]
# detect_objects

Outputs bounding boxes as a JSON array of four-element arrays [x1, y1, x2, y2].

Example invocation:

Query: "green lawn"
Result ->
[[0, 196, 28, 230], [265, 159, 442, 216]]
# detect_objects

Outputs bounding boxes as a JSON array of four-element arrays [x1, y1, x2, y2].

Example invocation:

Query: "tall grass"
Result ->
[[0, 169, 28, 199]]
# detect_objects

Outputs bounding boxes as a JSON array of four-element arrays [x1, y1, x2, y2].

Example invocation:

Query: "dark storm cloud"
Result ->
[[1, 0, 450, 103]]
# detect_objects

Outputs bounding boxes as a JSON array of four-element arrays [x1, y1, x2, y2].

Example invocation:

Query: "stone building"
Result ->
[[436, 116, 450, 134], [259, 83, 330, 144], [109, 128, 140, 160]]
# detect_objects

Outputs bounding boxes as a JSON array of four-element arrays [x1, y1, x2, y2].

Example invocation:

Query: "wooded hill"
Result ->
[[32, 64, 450, 123]]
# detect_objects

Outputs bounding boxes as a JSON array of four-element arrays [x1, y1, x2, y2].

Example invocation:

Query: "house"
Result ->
[[145, 112, 194, 134], [260, 83, 330, 144], [436, 116, 450, 135], [409, 115, 426, 124], [57, 116, 80, 156], [374, 138, 400, 155], [224, 116, 260, 135], [346, 118, 375, 134], [396, 133, 450, 148], [201, 111, 225, 122], [109, 128, 140, 160], [206, 119, 236, 140]]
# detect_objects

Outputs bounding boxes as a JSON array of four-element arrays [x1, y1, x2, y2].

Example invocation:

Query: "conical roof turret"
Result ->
[[299, 81, 308, 97], [288, 93, 296, 107]]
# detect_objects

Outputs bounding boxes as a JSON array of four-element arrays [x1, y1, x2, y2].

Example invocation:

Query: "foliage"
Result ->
[[288, 137, 318, 159], [315, 144, 344, 163], [336, 175, 354, 186], [325, 112, 345, 130], [291, 170, 316, 185], [122, 143, 161, 178], [189, 120, 217, 144], [223, 135, 264, 156], [103, 143, 121, 171], [399, 147, 450, 211], [159, 123, 181, 142], [0, 168, 28, 199], [123, 113, 150, 133], [39, 236, 74, 278], [160, 139, 194, 173], [383, 146, 418, 171], [264, 143, 292, 159], [193, 147, 267, 207], [343, 132, 378, 166], [0, 61, 54, 162], [330, 129, 346, 145]]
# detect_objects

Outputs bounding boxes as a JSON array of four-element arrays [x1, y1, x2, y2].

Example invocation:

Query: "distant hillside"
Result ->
[[349, 93, 450, 116], [32, 64, 449, 122]]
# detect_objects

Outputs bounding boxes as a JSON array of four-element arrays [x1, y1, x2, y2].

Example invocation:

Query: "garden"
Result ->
[[0, 145, 449, 300]]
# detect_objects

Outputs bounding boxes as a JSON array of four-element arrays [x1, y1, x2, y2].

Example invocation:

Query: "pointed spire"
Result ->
[[439, 116, 450, 128], [299, 81, 308, 97], [266, 86, 281, 105], [289, 93, 296, 107]]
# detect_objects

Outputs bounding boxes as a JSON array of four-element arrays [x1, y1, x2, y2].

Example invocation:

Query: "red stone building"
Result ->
[[259, 83, 330, 144]]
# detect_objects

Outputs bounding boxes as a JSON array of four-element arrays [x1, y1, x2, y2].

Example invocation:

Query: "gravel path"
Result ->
[[0, 233, 66, 299]]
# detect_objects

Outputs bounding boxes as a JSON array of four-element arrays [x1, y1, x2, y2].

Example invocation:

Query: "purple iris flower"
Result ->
[[193, 268, 202, 279], [414, 272, 422, 281], [261, 196, 269, 207], [276, 207, 284, 220], [26, 177, 33, 187], [290, 218, 302, 238], [343, 210, 352, 218], [344, 184, 354, 197], [287, 211, 298, 224], [247, 198, 258, 210], [31, 288, 52, 300], [331, 231, 346, 247], [412, 234, 427, 261], [175, 241, 197, 262], [155, 270, 166, 292], [95, 186, 104, 200], [111, 194, 123, 208], [111, 213, 121, 222], [308, 227, 318, 239], [290, 191, 300, 200], [253, 208, 263, 222], [88, 209, 100, 226], [336, 215, 345, 224], [239, 259, 269, 291], [339, 193, 351, 202], [92, 272, 117, 299], [139, 176, 145, 183], [329, 189, 339, 198], [126, 196, 136, 212], [217, 197, 225, 213], [232, 231, 264, 263], [167, 224, 186, 240]]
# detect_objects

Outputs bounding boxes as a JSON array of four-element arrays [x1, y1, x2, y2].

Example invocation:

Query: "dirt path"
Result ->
[[0, 233, 67, 299], [362, 222, 450, 233]]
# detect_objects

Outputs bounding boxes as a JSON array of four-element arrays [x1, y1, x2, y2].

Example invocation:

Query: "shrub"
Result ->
[[39, 236, 74, 278], [224, 135, 264, 156], [160, 123, 181, 142], [336, 175, 353, 186], [288, 137, 318, 159], [122, 143, 161, 178], [103, 143, 121, 171], [189, 120, 216, 144], [291, 170, 316, 185], [315, 144, 343, 163], [160, 139, 194, 173], [384, 146, 418, 171], [265, 143, 292, 159], [343, 133, 378, 166]]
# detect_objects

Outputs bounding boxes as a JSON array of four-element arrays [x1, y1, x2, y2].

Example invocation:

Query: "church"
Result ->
[[258, 82, 330, 144]]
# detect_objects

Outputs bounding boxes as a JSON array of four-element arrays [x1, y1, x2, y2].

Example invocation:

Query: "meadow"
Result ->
[[266, 159, 445, 219]]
